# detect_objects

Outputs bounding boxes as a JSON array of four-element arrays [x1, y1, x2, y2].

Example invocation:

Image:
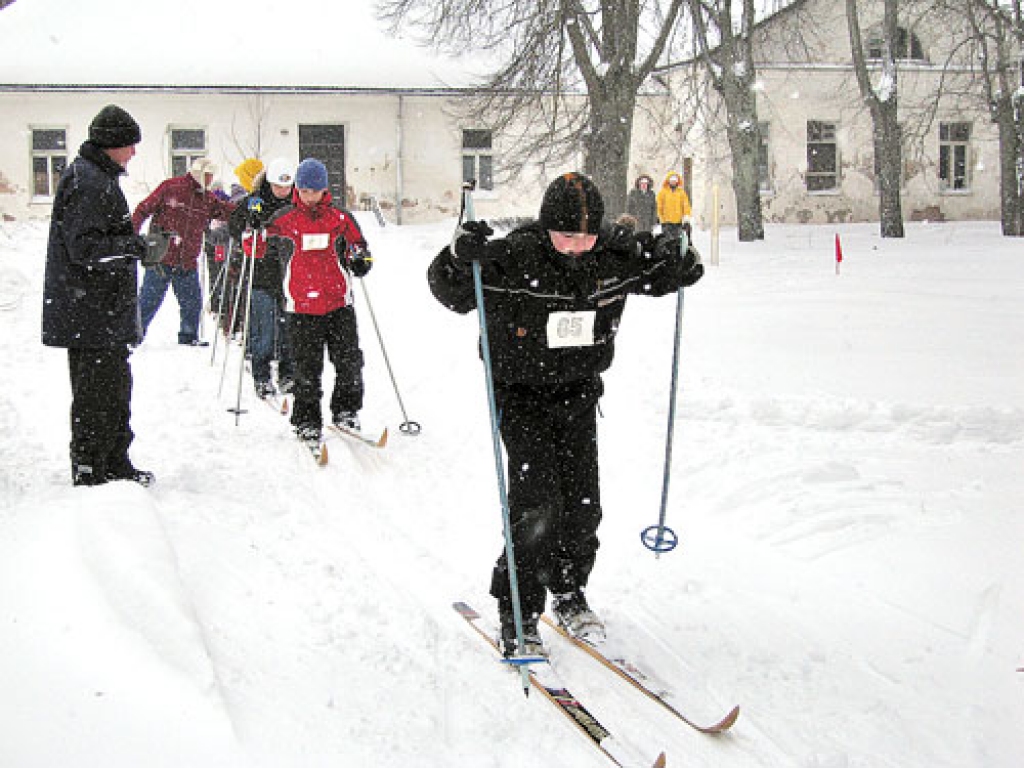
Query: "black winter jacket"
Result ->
[[42, 141, 145, 348], [227, 178, 292, 296], [428, 222, 692, 387]]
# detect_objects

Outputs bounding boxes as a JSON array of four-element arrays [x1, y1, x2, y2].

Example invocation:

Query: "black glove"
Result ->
[[452, 220, 508, 267], [141, 226, 173, 266], [678, 252, 704, 287], [266, 234, 295, 261], [604, 223, 640, 256], [348, 245, 373, 278], [246, 196, 265, 228], [653, 232, 704, 287], [652, 232, 681, 263]]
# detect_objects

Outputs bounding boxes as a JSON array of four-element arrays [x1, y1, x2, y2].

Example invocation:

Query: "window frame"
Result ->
[[938, 121, 972, 193], [461, 128, 494, 192], [168, 127, 208, 178], [756, 121, 773, 195], [806, 120, 840, 193], [30, 126, 68, 199], [867, 26, 927, 63]]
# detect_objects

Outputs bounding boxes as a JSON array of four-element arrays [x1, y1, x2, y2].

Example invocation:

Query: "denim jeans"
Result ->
[[248, 289, 293, 383], [138, 265, 203, 343]]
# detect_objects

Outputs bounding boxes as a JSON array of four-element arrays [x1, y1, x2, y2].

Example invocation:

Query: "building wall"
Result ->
[[0, 88, 545, 225], [665, 0, 1007, 228]]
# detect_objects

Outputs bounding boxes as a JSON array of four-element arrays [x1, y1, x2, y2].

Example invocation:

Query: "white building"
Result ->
[[0, 0, 1008, 228], [655, 0, 1011, 227]]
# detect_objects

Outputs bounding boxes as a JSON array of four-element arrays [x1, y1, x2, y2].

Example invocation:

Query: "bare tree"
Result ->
[[226, 96, 271, 162], [687, 0, 765, 241], [378, 0, 685, 217], [962, 0, 1024, 235], [846, 0, 904, 237]]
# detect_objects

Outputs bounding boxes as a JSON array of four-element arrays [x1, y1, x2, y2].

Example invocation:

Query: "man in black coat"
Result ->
[[42, 104, 158, 487], [428, 172, 703, 657]]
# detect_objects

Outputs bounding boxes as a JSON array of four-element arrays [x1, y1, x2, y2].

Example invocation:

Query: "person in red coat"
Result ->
[[264, 158, 373, 443], [132, 158, 236, 345]]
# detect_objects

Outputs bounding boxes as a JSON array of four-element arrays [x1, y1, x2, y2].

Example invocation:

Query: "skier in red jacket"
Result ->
[[264, 158, 372, 445], [132, 158, 236, 345]]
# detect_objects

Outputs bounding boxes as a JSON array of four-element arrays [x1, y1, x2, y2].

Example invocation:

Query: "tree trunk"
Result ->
[[874, 100, 904, 238], [722, 81, 765, 241], [996, 97, 1024, 236], [584, 83, 637, 223]]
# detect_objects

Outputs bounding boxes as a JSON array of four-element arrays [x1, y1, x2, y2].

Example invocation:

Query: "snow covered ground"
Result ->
[[1, 216, 1022, 767]]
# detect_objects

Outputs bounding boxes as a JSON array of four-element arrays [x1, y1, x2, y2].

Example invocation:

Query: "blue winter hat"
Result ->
[[295, 158, 329, 191]]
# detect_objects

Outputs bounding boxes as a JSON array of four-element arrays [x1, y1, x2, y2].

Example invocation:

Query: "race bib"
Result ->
[[302, 233, 330, 251], [546, 310, 596, 348]]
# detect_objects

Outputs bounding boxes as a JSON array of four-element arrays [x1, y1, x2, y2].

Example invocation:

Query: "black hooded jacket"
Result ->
[[427, 221, 691, 387], [228, 177, 293, 296], [42, 141, 145, 348]]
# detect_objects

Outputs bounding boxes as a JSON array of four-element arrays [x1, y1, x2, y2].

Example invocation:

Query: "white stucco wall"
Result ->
[[0, 89, 539, 224]]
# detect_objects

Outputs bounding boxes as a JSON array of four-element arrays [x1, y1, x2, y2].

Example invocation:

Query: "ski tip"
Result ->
[[452, 601, 480, 619], [709, 705, 741, 733], [318, 443, 329, 466], [652, 752, 667, 768], [377, 427, 388, 448]]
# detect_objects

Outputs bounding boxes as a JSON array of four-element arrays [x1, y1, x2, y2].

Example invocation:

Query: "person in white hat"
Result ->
[[227, 157, 299, 397]]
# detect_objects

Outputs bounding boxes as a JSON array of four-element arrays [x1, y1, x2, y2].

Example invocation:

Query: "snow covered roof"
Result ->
[[0, 0, 486, 91]]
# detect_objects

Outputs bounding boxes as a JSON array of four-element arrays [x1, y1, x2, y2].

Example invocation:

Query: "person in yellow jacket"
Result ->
[[656, 171, 692, 240]]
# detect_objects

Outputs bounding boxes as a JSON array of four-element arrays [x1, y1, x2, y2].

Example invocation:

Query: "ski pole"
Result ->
[[209, 237, 233, 366], [356, 274, 421, 435], [462, 182, 532, 695], [219, 229, 253, 397], [641, 229, 691, 556], [198, 231, 208, 343], [228, 226, 260, 425]]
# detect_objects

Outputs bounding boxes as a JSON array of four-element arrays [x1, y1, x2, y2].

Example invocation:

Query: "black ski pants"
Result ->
[[489, 376, 604, 619], [67, 346, 134, 474], [287, 306, 364, 431]]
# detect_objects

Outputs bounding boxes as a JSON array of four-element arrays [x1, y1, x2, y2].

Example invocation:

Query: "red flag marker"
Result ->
[[835, 233, 843, 275]]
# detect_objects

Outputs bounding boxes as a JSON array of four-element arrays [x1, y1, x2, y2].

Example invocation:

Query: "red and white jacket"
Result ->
[[265, 190, 367, 316]]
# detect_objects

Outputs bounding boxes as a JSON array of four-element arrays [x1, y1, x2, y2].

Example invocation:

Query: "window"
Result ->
[[756, 122, 772, 194], [867, 27, 926, 62], [462, 129, 493, 191], [939, 122, 971, 191], [806, 120, 838, 192], [169, 128, 206, 177], [31, 128, 67, 197]]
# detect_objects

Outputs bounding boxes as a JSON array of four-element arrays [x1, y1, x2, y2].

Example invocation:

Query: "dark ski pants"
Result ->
[[287, 306, 364, 431], [248, 289, 293, 384], [138, 264, 203, 344], [67, 346, 134, 475], [489, 376, 604, 620]]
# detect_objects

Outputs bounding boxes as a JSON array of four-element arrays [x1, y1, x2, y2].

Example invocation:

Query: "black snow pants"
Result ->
[[489, 375, 604, 619], [67, 346, 134, 474], [287, 306, 365, 431]]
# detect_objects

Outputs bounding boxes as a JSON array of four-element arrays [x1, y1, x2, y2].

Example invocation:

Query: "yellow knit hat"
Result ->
[[234, 157, 264, 193]]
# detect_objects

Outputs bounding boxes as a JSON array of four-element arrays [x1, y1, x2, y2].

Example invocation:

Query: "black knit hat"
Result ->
[[88, 104, 142, 149], [538, 172, 604, 235]]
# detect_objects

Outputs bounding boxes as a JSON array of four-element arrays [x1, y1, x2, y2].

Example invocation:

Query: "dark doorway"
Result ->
[[298, 124, 346, 205]]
